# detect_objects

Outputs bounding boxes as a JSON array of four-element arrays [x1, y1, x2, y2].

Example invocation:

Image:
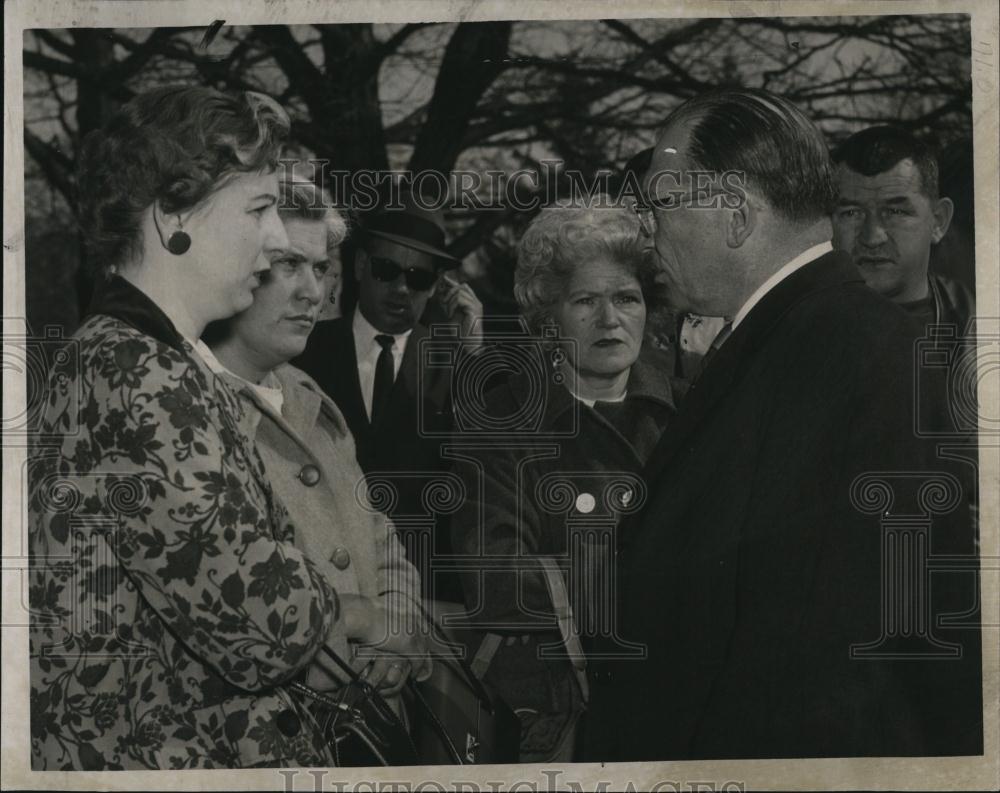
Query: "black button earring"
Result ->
[[167, 229, 191, 256]]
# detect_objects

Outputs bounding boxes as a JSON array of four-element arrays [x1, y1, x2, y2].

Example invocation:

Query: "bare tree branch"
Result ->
[[24, 128, 75, 210]]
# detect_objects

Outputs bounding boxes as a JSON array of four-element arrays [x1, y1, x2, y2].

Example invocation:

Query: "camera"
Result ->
[[2, 320, 81, 446], [417, 316, 579, 439]]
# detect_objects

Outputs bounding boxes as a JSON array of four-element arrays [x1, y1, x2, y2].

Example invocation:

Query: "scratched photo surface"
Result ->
[[5, 3, 997, 791]]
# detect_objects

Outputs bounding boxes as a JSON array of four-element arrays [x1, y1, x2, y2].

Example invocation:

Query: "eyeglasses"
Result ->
[[633, 202, 657, 237], [368, 256, 439, 292], [632, 190, 737, 236]]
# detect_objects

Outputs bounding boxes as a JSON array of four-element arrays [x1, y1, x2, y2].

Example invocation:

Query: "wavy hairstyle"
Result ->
[[278, 179, 349, 252], [76, 86, 290, 274], [514, 199, 662, 334]]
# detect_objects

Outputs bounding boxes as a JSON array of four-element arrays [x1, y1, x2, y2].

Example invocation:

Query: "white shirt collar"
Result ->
[[731, 241, 832, 329], [351, 309, 413, 419], [576, 391, 627, 409], [194, 340, 284, 414]]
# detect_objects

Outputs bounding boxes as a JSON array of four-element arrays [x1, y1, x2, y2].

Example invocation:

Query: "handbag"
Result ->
[[290, 608, 520, 766], [406, 610, 521, 764], [464, 557, 589, 763], [290, 646, 418, 767]]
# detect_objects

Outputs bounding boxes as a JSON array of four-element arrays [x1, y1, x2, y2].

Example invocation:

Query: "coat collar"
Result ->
[[85, 274, 186, 352], [396, 321, 430, 406], [300, 318, 367, 432], [504, 347, 677, 431], [271, 363, 351, 440], [640, 248, 861, 488], [214, 359, 352, 440]]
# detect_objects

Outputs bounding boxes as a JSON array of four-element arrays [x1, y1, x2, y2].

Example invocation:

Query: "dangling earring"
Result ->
[[166, 220, 191, 256]]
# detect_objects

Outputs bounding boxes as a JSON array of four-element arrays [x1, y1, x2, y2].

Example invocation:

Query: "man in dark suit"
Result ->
[[296, 193, 482, 602], [583, 88, 982, 761]]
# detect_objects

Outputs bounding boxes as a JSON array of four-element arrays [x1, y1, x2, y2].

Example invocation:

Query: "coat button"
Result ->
[[298, 464, 321, 487], [330, 547, 351, 570], [275, 708, 301, 737]]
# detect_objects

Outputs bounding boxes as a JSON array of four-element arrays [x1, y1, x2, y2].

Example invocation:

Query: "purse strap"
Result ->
[[405, 678, 464, 764], [412, 599, 501, 712], [301, 629, 470, 764], [466, 558, 590, 703], [538, 557, 589, 702]]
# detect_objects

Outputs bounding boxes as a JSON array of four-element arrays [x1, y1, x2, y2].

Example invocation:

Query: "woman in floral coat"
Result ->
[[28, 86, 417, 770]]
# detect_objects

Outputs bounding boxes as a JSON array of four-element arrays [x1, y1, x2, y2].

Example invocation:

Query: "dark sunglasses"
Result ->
[[368, 256, 439, 292]]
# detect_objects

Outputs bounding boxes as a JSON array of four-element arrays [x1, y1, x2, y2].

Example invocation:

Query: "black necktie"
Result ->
[[371, 334, 395, 424]]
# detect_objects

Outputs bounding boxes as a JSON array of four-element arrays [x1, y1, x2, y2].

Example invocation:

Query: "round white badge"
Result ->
[[575, 492, 596, 514]]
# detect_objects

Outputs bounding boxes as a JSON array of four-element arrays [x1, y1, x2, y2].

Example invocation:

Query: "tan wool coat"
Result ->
[[220, 363, 425, 689]]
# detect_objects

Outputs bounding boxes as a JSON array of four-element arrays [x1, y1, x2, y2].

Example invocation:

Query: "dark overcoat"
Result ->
[[583, 251, 983, 761], [450, 350, 676, 759], [451, 349, 676, 628]]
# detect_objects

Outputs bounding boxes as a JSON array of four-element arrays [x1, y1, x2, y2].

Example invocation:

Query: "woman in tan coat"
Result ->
[[201, 180, 430, 703]]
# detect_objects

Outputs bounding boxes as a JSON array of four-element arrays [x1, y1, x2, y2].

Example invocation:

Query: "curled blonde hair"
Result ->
[[514, 198, 656, 333]]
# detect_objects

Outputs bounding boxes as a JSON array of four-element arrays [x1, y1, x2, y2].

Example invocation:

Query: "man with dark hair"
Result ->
[[295, 192, 483, 603], [831, 125, 974, 332], [584, 88, 981, 761]]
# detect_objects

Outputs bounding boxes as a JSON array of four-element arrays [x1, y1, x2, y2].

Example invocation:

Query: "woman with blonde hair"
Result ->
[[452, 198, 677, 762]]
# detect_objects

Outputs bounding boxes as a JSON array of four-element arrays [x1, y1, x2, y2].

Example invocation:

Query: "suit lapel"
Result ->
[[313, 319, 369, 437], [640, 329, 748, 488], [394, 322, 427, 412]]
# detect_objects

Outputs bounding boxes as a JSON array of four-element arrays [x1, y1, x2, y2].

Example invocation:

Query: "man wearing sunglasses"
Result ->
[[296, 192, 482, 604]]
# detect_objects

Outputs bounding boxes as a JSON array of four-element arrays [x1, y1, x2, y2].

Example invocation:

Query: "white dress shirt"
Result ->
[[731, 241, 833, 329], [680, 314, 729, 357], [352, 308, 412, 420]]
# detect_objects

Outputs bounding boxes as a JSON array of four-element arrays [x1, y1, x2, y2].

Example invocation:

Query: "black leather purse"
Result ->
[[290, 646, 418, 767], [406, 638, 521, 764], [408, 601, 521, 764], [292, 625, 520, 766]]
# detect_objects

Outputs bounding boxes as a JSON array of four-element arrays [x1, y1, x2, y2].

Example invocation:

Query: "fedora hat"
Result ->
[[362, 191, 461, 269]]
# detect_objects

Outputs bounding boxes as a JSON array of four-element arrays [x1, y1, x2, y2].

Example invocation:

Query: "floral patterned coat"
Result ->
[[29, 277, 342, 769]]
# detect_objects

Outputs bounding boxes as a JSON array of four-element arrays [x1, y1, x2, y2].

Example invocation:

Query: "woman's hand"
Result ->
[[338, 594, 432, 682], [359, 653, 413, 696]]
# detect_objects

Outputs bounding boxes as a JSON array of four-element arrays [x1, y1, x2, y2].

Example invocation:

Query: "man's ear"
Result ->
[[930, 196, 954, 244], [725, 198, 756, 249], [354, 248, 367, 282]]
